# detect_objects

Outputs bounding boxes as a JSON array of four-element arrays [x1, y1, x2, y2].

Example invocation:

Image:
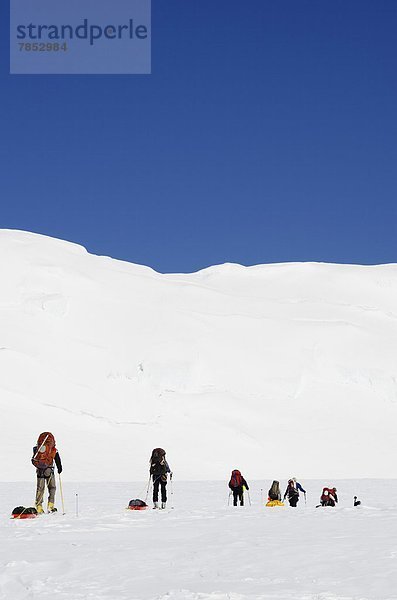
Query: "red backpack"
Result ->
[[32, 432, 57, 469], [321, 487, 335, 501], [229, 470, 243, 488]]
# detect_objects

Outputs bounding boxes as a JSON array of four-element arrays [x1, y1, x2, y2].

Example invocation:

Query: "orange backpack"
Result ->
[[32, 432, 57, 469]]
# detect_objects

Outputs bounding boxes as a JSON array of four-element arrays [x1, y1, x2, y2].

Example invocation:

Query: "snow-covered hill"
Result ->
[[1, 229, 396, 481]]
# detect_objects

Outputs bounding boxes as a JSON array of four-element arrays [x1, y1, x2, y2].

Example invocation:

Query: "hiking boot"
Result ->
[[36, 504, 44, 514], [161, 502, 166, 509], [153, 502, 159, 509], [47, 502, 57, 513]]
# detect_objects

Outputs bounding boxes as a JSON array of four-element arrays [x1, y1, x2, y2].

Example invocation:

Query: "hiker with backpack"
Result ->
[[150, 448, 172, 509], [268, 480, 282, 502], [320, 486, 338, 507], [283, 477, 306, 507], [31, 432, 62, 514], [228, 470, 249, 506]]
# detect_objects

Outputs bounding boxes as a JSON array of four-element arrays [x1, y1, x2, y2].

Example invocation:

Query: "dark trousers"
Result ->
[[233, 487, 244, 506], [288, 495, 299, 507], [153, 477, 167, 503]]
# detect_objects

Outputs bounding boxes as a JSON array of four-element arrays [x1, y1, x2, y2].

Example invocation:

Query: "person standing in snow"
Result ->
[[150, 448, 172, 509], [228, 470, 249, 506], [283, 477, 306, 507], [31, 432, 62, 514]]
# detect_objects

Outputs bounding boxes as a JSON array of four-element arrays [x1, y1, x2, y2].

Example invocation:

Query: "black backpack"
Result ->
[[150, 448, 166, 476], [287, 481, 299, 498], [128, 499, 147, 508], [12, 506, 37, 515], [268, 480, 280, 500]]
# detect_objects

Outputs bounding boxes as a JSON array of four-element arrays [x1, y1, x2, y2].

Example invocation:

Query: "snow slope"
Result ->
[[1, 480, 397, 600], [1, 229, 397, 481]]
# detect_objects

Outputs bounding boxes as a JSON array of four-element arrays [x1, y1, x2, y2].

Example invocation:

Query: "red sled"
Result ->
[[127, 505, 148, 511], [11, 513, 38, 519]]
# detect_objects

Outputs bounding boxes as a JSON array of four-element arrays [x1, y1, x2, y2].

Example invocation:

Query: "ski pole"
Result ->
[[170, 474, 174, 509], [247, 490, 252, 506], [228, 491, 232, 506], [58, 473, 66, 515], [260, 488, 263, 506], [304, 492, 307, 505], [75, 493, 79, 517]]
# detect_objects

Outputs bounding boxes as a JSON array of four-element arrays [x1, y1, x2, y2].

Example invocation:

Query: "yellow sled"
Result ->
[[266, 500, 285, 507]]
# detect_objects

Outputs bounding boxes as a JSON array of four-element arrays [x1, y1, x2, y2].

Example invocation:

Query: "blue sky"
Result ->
[[0, 0, 396, 272]]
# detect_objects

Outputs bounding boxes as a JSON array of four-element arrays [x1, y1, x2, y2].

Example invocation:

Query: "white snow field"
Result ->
[[1, 480, 397, 600], [1, 229, 397, 481]]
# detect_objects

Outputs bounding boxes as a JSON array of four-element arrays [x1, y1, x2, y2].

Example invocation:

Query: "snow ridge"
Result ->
[[0, 230, 396, 481]]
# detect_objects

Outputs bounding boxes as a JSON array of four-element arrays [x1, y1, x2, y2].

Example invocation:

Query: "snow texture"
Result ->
[[1, 229, 397, 480], [1, 480, 397, 600]]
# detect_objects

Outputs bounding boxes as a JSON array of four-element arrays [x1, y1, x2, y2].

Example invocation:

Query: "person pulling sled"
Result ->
[[150, 448, 172, 509], [228, 470, 249, 506], [283, 477, 306, 507], [32, 432, 62, 514]]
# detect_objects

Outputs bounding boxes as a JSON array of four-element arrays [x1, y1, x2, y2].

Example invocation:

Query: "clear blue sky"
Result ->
[[1, 0, 396, 272]]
